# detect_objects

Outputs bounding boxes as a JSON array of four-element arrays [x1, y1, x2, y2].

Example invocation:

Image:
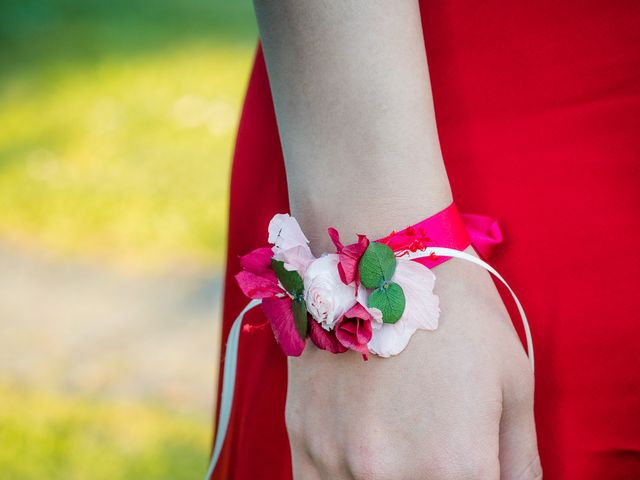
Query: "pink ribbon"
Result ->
[[377, 202, 503, 268], [461, 213, 503, 259]]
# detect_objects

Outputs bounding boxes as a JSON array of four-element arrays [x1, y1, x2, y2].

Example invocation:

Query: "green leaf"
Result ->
[[271, 258, 304, 296], [368, 282, 406, 324], [359, 242, 397, 289], [292, 298, 309, 339]]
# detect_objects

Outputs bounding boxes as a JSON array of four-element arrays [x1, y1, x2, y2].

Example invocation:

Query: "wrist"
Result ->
[[291, 189, 454, 257], [433, 244, 510, 322]]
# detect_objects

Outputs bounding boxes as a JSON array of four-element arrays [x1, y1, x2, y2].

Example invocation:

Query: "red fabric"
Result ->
[[211, 2, 640, 478]]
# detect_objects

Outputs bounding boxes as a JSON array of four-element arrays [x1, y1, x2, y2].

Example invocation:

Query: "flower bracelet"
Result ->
[[205, 202, 534, 478]]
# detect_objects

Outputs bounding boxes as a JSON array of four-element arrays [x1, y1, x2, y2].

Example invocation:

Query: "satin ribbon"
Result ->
[[378, 202, 503, 268], [205, 243, 534, 480], [379, 202, 471, 269], [462, 212, 503, 259]]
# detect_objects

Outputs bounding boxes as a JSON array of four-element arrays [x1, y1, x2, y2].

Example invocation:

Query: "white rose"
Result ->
[[303, 254, 358, 330]]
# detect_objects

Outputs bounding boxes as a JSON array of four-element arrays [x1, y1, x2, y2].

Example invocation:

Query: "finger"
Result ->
[[499, 371, 542, 479]]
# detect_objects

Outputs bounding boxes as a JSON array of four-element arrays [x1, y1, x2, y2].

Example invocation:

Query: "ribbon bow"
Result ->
[[462, 213, 503, 259]]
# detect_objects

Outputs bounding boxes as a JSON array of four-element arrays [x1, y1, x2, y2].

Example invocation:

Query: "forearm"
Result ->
[[253, 0, 452, 254], [252, 5, 540, 477]]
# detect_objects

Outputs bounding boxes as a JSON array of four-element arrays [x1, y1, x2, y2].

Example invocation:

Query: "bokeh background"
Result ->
[[0, 1, 257, 478]]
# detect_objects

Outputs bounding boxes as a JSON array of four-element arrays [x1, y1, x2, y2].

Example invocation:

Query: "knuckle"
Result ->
[[435, 450, 499, 480], [421, 434, 499, 479], [314, 446, 344, 475], [347, 435, 499, 480], [287, 411, 344, 474], [284, 401, 304, 441], [519, 364, 535, 392], [508, 363, 535, 406], [346, 431, 402, 480], [514, 455, 543, 480], [350, 460, 401, 480]]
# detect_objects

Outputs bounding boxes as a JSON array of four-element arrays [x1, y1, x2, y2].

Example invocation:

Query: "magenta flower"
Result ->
[[327, 227, 370, 287], [309, 302, 374, 360], [308, 318, 348, 354], [235, 247, 306, 357], [234, 247, 280, 299], [335, 303, 374, 360]]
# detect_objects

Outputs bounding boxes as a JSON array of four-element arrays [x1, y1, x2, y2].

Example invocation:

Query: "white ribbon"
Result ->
[[205, 298, 261, 480], [407, 247, 534, 370], [205, 248, 534, 479]]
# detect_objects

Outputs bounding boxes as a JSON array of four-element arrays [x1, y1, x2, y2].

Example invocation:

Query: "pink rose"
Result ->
[[308, 319, 348, 354], [335, 302, 374, 360]]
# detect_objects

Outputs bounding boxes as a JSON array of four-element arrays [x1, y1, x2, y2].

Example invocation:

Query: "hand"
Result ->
[[285, 246, 541, 480]]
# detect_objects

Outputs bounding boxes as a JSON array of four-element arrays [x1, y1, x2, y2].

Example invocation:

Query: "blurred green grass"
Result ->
[[0, 1, 257, 477], [0, 383, 211, 479], [0, 0, 258, 269]]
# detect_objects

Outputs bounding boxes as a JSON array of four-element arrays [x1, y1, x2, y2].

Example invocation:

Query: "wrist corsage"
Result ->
[[206, 202, 534, 478], [235, 213, 441, 359]]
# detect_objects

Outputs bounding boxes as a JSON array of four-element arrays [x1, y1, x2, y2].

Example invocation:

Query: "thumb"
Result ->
[[499, 370, 542, 479]]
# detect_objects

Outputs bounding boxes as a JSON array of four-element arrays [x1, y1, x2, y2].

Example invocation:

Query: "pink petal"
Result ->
[[235, 271, 282, 299], [335, 304, 373, 358], [273, 245, 315, 276], [344, 302, 375, 322], [339, 234, 369, 285], [327, 227, 344, 251], [308, 319, 348, 354], [239, 247, 277, 283], [367, 322, 415, 358], [393, 258, 440, 330], [269, 214, 310, 254], [261, 297, 306, 357], [367, 260, 440, 357], [337, 318, 372, 347], [327, 228, 369, 285]]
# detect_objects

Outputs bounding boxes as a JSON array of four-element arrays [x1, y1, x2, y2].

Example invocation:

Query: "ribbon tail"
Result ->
[[205, 298, 262, 480], [461, 213, 503, 259], [408, 247, 534, 372]]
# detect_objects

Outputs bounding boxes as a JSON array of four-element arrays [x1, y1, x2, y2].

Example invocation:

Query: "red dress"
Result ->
[[212, 2, 640, 478]]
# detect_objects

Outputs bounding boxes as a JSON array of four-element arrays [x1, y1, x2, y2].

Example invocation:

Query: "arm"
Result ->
[[255, 0, 449, 252], [253, 1, 540, 478]]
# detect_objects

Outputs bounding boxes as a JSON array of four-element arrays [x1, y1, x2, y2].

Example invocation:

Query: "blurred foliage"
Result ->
[[0, 383, 210, 479], [0, 1, 256, 477], [0, 0, 258, 269]]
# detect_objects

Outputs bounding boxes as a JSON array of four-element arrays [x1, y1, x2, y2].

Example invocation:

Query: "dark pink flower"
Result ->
[[260, 297, 306, 357], [335, 303, 373, 360], [235, 247, 280, 299], [235, 247, 306, 357], [327, 228, 369, 286], [308, 318, 348, 354]]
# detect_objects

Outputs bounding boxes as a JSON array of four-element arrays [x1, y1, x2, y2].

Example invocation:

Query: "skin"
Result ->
[[253, 1, 541, 478]]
